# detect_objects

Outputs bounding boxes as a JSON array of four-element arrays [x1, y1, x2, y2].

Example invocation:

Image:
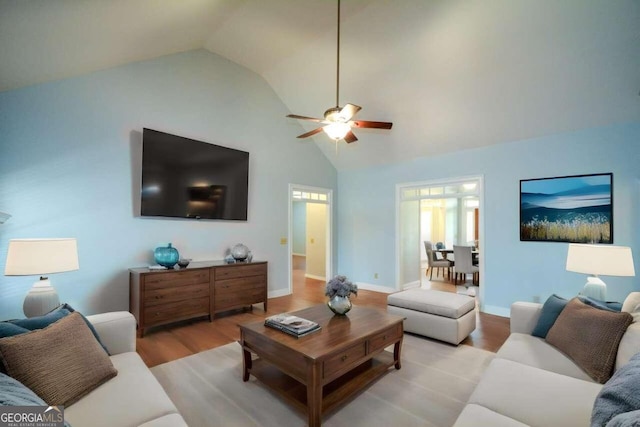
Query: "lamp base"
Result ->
[[580, 276, 606, 301], [23, 277, 60, 318]]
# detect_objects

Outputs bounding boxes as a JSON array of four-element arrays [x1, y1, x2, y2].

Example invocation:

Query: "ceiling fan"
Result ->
[[286, 0, 393, 144]]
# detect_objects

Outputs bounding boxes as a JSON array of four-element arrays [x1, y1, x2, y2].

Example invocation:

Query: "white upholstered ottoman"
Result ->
[[387, 289, 476, 345]]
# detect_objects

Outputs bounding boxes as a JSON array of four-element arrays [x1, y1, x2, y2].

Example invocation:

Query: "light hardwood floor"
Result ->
[[136, 256, 510, 367]]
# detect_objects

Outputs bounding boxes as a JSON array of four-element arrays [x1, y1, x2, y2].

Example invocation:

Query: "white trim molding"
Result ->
[[268, 289, 291, 299], [401, 280, 421, 290], [288, 184, 333, 295], [356, 282, 396, 294], [395, 175, 486, 311]]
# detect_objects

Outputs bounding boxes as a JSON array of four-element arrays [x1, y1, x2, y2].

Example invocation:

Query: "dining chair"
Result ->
[[425, 241, 453, 280], [453, 245, 479, 286]]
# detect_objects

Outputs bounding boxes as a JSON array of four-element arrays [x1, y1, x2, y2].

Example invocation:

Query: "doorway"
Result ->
[[396, 176, 484, 301], [288, 185, 333, 294]]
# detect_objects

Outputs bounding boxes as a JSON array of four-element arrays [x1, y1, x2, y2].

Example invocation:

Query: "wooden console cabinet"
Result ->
[[129, 261, 267, 337]]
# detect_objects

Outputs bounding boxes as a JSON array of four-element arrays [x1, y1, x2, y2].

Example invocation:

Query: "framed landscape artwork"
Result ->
[[520, 173, 613, 243]]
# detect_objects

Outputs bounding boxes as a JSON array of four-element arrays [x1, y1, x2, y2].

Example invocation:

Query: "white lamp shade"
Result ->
[[566, 244, 635, 277], [5, 238, 79, 276]]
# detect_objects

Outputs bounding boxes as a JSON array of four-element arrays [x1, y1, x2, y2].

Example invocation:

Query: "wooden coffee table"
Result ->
[[240, 305, 404, 427]]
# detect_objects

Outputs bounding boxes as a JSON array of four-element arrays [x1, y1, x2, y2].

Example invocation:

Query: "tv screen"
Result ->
[[141, 128, 249, 220]]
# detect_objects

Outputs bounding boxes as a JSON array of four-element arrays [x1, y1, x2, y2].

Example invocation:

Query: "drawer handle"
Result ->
[[341, 355, 348, 362], [155, 296, 162, 299]]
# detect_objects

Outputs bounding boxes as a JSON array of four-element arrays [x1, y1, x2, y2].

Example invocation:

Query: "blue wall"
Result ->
[[0, 50, 337, 319], [338, 123, 640, 315], [2, 48, 637, 320]]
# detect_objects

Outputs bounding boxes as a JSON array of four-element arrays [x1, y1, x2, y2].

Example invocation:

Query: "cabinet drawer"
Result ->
[[323, 342, 367, 379], [215, 276, 265, 294], [144, 283, 209, 307], [215, 263, 266, 280], [369, 324, 403, 353], [143, 297, 209, 326], [214, 289, 265, 309], [144, 270, 210, 291]]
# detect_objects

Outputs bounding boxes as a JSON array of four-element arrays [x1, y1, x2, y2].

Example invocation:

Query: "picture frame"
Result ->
[[520, 173, 613, 243]]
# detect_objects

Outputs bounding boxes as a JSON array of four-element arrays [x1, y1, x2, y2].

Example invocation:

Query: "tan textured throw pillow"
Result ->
[[0, 312, 117, 406], [546, 298, 632, 383]]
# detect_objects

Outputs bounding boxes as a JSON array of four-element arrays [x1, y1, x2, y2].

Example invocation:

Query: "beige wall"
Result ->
[[305, 203, 327, 280]]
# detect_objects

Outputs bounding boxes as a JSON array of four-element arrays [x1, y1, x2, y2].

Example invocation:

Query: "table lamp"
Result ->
[[4, 238, 79, 317], [566, 243, 635, 300]]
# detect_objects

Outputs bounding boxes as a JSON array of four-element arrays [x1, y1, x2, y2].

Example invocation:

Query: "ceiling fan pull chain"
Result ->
[[336, 0, 340, 108]]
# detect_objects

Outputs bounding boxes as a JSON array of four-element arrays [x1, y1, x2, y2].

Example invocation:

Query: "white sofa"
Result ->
[[64, 312, 187, 427], [454, 301, 640, 427]]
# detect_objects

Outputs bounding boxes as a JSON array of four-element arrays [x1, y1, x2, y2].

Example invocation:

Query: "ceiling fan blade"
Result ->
[[339, 104, 362, 121], [344, 130, 358, 143], [296, 127, 324, 139], [287, 114, 326, 123], [350, 120, 393, 130]]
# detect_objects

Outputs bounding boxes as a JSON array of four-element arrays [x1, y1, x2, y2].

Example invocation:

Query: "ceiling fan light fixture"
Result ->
[[324, 107, 342, 122], [285, 0, 392, 142], [323, 122, 351, 140]]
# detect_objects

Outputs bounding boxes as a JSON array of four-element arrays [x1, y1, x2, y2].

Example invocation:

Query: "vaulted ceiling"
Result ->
[[2, 0, 639, 170]]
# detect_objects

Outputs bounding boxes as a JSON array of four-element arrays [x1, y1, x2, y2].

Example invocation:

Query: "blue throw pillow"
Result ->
[[1, 304, 109, 355], [579, 296, 623, 312], [0, 373, 71, 426], [9, 308, 70, 330], [592, 352, 640, 426], [0, 372, 46, 406], [532, 294, 569, 338], [606, 410, 640, 427], [0, 323, 29, 338]]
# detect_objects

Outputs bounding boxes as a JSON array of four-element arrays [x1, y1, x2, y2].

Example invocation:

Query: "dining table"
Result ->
[[435, 248, 480, 265]]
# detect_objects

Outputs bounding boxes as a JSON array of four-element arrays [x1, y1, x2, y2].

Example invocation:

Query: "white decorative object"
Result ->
[[230, 243, 249, 261], [566, 244, 635, 300], [4, 238, 79, 317]]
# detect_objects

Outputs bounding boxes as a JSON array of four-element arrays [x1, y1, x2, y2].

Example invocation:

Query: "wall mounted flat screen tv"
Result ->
[[141, 128, 249, 221]]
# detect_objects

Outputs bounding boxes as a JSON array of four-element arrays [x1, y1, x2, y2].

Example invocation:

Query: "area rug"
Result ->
[[151, 334, 494, 427]]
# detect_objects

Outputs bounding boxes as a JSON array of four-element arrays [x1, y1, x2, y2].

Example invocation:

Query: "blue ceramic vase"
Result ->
[[154, 243, 179, 268]]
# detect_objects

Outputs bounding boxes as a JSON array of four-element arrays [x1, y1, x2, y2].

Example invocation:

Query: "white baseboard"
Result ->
[[305, 273, 326, 281], [268, 288, 291, 299], [292, 253, 306, 257], [356, 282, 397, 294], [482, 304, 510, 318], [401, 281, 421, 290]]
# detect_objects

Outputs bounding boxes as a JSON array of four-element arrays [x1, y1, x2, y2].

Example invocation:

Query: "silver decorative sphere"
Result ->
[[231, 243, 249, 261]]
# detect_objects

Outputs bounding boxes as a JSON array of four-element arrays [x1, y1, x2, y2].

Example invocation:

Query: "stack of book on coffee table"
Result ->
[[264, 313, 321, 337]]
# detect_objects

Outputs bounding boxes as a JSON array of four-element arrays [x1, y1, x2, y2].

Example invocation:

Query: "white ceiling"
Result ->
[[2, 0, 639, 170]]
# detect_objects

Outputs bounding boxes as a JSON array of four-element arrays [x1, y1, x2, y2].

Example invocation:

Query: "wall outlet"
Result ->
[[374, 273, 379, 279], [280, 237, 287, 245], [310, 237, 315, 244]]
